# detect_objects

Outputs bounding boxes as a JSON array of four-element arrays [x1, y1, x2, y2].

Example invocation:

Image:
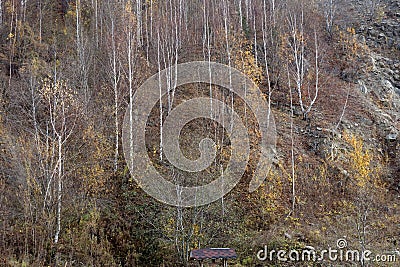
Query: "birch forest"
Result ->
[[0, 0, 399, 266]]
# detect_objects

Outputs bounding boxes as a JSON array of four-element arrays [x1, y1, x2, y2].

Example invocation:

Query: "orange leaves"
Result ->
[[230, 35, 263, 85], [278, 32, 291, 61], [234, 49, 263, 85], [344, 133, 372, 188], [336, 26, 369, 61]]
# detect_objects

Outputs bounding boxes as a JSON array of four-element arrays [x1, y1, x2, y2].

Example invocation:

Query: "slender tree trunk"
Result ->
[[128, 30, 134, 164], [303, 30, 319, 117], [157, 30, 163, 161], [112, 21, 119, 172], [136, 0, 142, 45], [54, 135, 62, 244], [238, 0, 243, 30], [287, 65, 296, 216], [94, 0, 99, 47], [76, 0, 90, 105], [38, 0, 42, 43], [0, 0, 3, 26], [222, 0, 233, 217]]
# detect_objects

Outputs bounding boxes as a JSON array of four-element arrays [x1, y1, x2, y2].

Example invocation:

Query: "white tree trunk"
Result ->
[[0, 0, 3, 26], [111, 18, 120, 172], [54, 135, 62, 244]]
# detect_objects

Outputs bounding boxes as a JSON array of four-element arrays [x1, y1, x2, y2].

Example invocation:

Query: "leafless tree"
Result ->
[[286, 5, 320, 120], [320, 0, 337, 36], [0, 0, 3, 26], [363, 0, 383, 20], [106, 2, 122, 172], [39, 74, 77, 245]]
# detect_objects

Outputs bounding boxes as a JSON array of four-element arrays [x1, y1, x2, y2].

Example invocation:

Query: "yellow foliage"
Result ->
[[335, 199, 356, 213], [163, 217, 175, 238], [375, 5, 386, 22], [232, 46, 263, 85], [39, 78, 77, 111], [257, 168, 285, 216], [5, 1, 14, 15], [344, 133, 372, 188], [191, 223, 203, 249], [80, 125, 113, 196], [29, 56, 49, 76], [66, 9, 76, 18], [125, 1, 133, 13], [217, 32, 263, 85], [337, 27, 369, 61], [279, 30, 306, 62], [123, 1, 137, 26]]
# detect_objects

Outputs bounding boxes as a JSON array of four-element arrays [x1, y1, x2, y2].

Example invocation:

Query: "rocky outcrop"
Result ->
[[350, 0, 400, 51], [331, 0, 400, 187], [358, 20, 400, 50], [358, 53, 400, 108]]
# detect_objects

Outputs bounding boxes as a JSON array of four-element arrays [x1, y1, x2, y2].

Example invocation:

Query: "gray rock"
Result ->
[[386, 133, 398, 141], [382, 79, 395, 91], [383, 68, 394, 75], [358, 80, 368, 94], [284, 232, 292, 239], [369, 29, 378, 37]]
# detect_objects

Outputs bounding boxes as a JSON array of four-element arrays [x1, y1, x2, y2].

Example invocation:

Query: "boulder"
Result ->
[[386, 133, 398, 141]]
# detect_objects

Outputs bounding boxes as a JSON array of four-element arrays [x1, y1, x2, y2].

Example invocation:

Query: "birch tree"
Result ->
[[284, 4, 320, 120], [39, 76, 77, 245], [320, 0, 336, 36], [363, 0, 383, 19], [75, 0, 92, 105], [106, 2, 122, 172], [0, 0, 2, 26]]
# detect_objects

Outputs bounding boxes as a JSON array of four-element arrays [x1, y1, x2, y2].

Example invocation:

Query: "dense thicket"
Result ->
[[0, 0, 398, 266]]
